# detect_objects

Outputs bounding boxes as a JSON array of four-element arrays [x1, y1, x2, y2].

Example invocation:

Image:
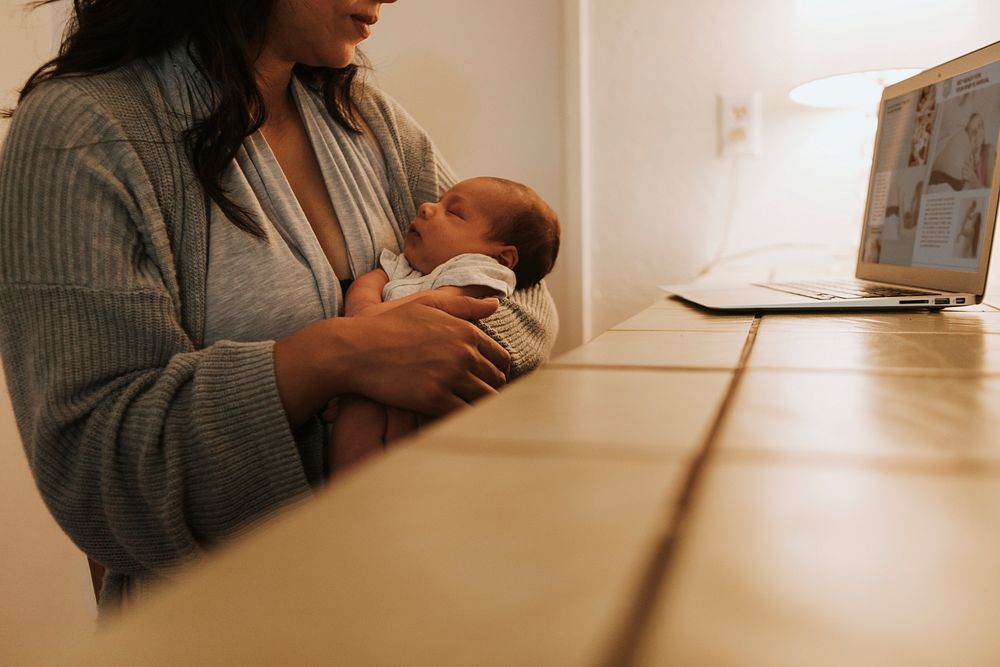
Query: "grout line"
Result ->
[[718, 445, 1000, 479], [546, 362, 736, 374], [755, 329, 1000, 336], [415, 435, 692, 466], [598, 316, 762, 667], [609, 327, 754, 333], [744, 365, 1000, 378]]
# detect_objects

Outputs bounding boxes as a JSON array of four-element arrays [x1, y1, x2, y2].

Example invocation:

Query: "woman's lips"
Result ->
[[351, 14, 376, 39]]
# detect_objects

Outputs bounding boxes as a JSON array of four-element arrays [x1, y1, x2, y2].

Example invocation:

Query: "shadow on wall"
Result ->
[[0, 365, 98, 663]]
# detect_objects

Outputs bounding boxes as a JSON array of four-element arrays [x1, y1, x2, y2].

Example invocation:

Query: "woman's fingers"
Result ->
[[476, 335, 511, 380], [420, 389, 468, 417], [417, 379, 496, 417], [471, 347, 507, 389], [411, 292, 511, 378], [454, 375, 499, 405], [312, 296, 515, 419]]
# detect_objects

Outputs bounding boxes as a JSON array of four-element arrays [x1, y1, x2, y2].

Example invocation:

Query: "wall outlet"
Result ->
[[718, 92, 762, 157]]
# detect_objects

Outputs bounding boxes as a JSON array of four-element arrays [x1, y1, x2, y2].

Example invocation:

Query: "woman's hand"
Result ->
[[273, 294, 509, 427], [347, 295, 510, 412]]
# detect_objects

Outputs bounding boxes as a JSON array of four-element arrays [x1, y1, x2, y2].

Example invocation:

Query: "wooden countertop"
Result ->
[[48, 296, 1000, 665]]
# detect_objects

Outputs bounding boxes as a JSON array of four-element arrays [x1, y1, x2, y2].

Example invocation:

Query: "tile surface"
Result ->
[[553, 330, 748, 369], [612, 307, 754, 333], [716, 370, 1000, 465], [748, 330, 1000, 373], [429, 367, 732, 457], [46, 296, 1000, 665], [760, 310, 1000, 334], [63, 448, 687, 667], [635, 460, 1000, 666]]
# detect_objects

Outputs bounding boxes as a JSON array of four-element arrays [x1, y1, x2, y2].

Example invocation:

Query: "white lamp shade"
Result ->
[[789, 68, 924, 110]]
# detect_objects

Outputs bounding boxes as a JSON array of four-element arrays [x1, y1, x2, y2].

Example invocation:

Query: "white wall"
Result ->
[[362, 0, 1000, 338], [587, 0, 1000, 333], [0, 368, 97, 663], [0, 2, 98, 662], [0, 1, 62, 140]]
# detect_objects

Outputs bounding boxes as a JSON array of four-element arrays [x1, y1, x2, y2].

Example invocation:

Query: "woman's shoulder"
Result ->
[[353, 78, 430, 141], [23, 58, 160, 103], [353, 77, 398, 109], [8, 77, 126, 151], [11, 59, 168, 143]]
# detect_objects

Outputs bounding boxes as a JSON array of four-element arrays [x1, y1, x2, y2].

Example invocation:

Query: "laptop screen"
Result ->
[[861, 60, 1000, 272]]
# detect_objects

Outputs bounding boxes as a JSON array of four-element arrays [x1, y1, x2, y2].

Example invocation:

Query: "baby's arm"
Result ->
[[328, 398, 421, 476], [432, 285, 508, 299], [328, 396, 387, 474], [344, 268, 390, 317], [348, 271, 502, 318]]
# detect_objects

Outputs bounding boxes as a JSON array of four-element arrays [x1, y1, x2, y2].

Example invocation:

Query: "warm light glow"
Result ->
[[789, 69, 923, 111]]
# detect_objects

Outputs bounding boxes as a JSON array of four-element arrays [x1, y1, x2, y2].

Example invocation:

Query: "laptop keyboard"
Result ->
[[757, 279, 938, 301]]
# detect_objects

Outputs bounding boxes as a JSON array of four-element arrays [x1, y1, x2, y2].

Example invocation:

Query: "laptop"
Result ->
[[664, 40, 1000, 311]]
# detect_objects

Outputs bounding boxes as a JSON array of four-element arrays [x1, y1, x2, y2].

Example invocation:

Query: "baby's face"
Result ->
[[403, 178, 509, 274]]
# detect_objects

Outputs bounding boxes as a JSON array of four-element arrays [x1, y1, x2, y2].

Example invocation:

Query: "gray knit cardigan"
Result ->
[[0, 59, 556, 609]]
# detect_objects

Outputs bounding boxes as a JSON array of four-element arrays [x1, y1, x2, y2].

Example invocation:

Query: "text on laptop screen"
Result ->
[[861, 61, 1000, 271]]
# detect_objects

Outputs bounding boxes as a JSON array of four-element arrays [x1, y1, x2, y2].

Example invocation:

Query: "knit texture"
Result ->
[[0, 58, 556, 611]]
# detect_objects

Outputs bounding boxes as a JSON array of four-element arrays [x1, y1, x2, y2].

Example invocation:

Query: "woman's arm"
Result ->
[[0, 81, 315, 578], [274, 295, 508, 426], [0, 78, 511, 586]]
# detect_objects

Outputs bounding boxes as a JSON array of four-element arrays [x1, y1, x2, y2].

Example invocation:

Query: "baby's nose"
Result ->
[[418, 202, 434, 218]]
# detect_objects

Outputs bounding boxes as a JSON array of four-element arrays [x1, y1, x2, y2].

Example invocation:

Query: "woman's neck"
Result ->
[[254, 48, 297, 129]]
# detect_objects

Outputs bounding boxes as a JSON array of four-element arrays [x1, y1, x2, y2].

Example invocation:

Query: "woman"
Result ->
[[953, 200, 983, 259], [930, 112, 995, 191], [0, 0, 556, 611]]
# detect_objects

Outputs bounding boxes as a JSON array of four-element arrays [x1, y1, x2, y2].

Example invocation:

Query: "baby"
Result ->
[[328, 176, 560, 471]]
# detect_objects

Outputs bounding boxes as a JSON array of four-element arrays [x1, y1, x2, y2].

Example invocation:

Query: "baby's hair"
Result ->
[[482, 177, 561, 289]]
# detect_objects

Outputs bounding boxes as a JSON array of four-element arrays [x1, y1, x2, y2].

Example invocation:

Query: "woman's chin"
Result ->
[[302, 46, 356, 70]]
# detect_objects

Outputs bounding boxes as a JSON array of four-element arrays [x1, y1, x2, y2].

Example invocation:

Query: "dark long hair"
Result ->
[[7, 0, 366, 237]]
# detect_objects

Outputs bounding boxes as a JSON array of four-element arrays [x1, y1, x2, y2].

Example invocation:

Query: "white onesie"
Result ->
[[379, 249, 516, 302]]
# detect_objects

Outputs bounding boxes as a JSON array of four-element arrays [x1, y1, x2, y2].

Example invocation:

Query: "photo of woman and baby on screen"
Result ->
[[863, 64, 1000, 271]]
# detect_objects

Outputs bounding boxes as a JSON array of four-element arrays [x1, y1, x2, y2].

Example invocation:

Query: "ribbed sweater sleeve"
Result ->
[[0, 79, 312, 582]]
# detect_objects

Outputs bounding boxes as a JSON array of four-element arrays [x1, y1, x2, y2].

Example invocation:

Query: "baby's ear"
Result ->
[[494, 245, 519, 270]]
